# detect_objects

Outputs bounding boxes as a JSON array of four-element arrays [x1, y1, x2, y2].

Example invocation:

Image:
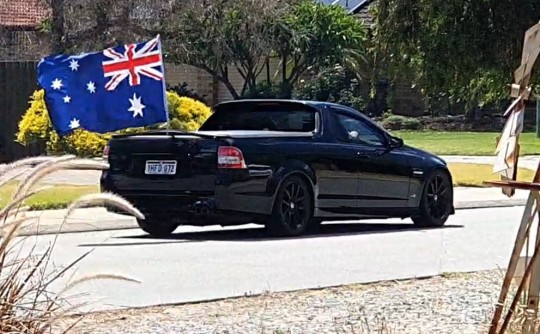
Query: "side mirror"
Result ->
[[388, 136, 404, 149]]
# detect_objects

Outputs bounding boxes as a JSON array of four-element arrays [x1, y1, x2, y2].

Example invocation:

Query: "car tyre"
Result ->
[[266, 175, 314, 237], [137, 217, 178, 237], [412, 169, 453, 228]]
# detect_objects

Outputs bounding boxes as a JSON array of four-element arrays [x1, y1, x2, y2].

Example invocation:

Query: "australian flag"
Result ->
[[37, 36, 169, 136]]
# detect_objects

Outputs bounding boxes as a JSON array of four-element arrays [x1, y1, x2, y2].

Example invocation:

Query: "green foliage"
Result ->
[[16, 90, 212, 157], [166, 82, 208, 105], [372, 0, 540, 111], [240, 81, 291, 99], [294, 64, 365, 110], [380, 115, 422, 131], [273, 0, 368, 94], [158, 0, 367, 99], [161, 0, 283, 99]]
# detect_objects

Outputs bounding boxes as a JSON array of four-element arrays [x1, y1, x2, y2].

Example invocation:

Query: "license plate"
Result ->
[[145, 160, 177, 175]]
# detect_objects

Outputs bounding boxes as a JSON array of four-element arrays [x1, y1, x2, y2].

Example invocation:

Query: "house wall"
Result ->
[[217, 56, 283, 103], [164, 63, 217, 105], [391, 78, 427, 116], [0, 29, 49, 61]]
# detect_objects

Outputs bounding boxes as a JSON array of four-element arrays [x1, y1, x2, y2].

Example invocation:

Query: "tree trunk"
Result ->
[[221, 77, 239, 99], [50, 0, 65, 54]]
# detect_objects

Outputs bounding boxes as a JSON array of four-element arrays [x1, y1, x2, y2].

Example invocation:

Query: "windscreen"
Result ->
[[199, 102, 317, 132]]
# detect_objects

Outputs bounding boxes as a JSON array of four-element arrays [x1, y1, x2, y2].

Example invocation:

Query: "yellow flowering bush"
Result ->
[[16, 90, 213, 157]]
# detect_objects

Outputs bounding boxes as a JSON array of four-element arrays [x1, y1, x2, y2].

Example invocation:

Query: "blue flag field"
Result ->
[[37, 36, 169, 136]]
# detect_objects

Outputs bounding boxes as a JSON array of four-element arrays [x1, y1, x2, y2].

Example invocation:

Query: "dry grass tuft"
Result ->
[[0, 154, 143, 333], [66, 193, 144, 220]]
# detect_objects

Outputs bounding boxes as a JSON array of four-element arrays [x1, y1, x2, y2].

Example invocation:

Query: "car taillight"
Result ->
[[218, 146, 246, 169], [103, 145, 110, 159]]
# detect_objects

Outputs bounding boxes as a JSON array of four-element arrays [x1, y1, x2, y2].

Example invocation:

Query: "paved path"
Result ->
[[2, 185, 529, 237], [11, 206, 527, 313]]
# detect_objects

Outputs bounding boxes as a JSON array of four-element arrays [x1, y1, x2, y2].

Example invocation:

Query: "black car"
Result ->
[[100, 99, 454, 237]]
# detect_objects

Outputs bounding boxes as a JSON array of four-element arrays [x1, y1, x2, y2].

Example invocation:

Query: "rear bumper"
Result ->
[[99, 170, 274, 224]]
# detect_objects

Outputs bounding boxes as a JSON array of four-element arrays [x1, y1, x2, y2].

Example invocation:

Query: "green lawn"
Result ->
[[392, 131, 540, 156], [0, 182, 99, 211]]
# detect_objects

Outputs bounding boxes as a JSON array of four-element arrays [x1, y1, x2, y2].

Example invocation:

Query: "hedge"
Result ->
[[16, 90, 213, 157]]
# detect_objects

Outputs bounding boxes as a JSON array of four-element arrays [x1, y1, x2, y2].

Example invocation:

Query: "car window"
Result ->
[[332, 111, 386, 147], [199, 103, 317, 132]]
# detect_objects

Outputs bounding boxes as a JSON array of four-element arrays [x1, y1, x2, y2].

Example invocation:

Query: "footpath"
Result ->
[[2, 155, 538, 236]]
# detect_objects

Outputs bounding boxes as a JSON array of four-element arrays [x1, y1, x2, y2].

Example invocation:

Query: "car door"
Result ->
[[314, 141, 362, 212], [328, 108, 413, 210]]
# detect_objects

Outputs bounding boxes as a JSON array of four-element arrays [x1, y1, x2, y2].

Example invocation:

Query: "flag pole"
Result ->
[[157, 34, 171, 135]]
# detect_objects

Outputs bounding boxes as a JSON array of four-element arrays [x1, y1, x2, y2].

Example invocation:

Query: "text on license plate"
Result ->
[[145, 160, 177, 175]]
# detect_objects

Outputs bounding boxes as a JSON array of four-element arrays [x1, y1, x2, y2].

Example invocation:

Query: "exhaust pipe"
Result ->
[[192, 200, 214, 217]]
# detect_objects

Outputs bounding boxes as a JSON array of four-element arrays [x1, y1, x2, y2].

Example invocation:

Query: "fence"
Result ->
[[0, 61, 45, 162]]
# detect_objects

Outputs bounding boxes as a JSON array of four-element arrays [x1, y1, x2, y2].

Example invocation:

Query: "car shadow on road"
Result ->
[[100, 222, 464, 246]]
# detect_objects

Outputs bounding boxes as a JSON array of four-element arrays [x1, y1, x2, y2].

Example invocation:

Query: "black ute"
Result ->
[[100, 99, 455, 237]]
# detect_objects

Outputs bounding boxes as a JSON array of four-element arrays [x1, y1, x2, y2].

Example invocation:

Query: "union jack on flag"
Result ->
[[102, 36, 164, 91]]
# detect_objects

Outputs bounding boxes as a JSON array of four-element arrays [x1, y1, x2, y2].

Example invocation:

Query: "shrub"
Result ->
[[16, 90, 213, 157], [166, 81, 208, 105], [294, 64, 365, 111], [380, 115, 422, 131], [240, 81, 292, 99], [166, 91, 213, 131]]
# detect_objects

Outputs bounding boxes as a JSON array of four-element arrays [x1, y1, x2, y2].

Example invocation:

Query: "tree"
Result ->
[[294, 64, 365, 111], [152, 0, 285, 99], [42, 0, 171, 53], [271, 0, 368, 97], [143, 0, 367, 99], [373, 0, 540, 113]]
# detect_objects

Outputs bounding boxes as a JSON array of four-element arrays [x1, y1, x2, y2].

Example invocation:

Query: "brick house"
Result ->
[[0, 0, 50, 61]]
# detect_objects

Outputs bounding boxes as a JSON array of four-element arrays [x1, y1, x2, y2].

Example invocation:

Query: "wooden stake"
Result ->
[[499, 229, 540, 334], [489, 192, 538, 334], [523, 197, 540, 333], [489, 161, 540, 334]]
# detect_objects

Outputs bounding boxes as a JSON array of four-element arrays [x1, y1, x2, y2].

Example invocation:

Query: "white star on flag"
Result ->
[[128, 93, 146, 117], [87, 81, 96, 93], [69, 118, 80, 129], [63, 95, 71, 103], [51, 78, 63, 90], [69, 59, 79, 71]]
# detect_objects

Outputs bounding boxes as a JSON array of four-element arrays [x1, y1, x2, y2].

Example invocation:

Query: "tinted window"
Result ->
[[332, 111, 386, 147], [199, 103, 317, 132]]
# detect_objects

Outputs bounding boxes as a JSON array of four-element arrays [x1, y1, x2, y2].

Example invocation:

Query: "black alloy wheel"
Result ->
[[413, 170, 453, 228], [267, 175, 313, 237]]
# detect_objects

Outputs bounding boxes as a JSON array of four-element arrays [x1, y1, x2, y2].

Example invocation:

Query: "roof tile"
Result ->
[[0, 0, 49, 28]]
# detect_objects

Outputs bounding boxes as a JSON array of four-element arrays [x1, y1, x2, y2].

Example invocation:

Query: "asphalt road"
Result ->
[[16, 206, 524, 313]]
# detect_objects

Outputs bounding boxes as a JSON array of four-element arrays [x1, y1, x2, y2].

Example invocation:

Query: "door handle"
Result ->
[[357, 150, 385, 158], [356, 151, 370, 158]]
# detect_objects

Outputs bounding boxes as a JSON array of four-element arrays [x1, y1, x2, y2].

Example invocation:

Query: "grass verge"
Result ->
[[393, 131, 540, 156], [0, 181, 98, 210], [448, 162, 536, 187]]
